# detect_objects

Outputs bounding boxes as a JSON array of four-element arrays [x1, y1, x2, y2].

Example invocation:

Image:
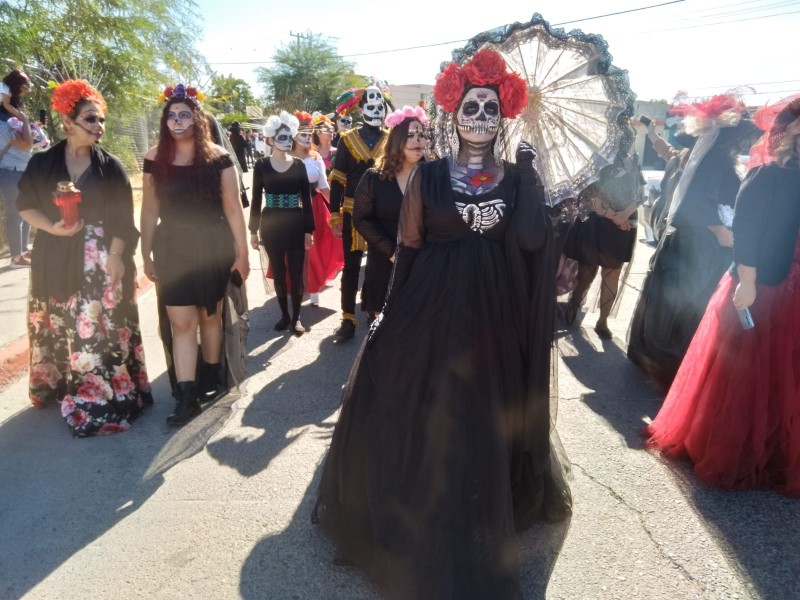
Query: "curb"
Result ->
[[0, 272, 154, 393]]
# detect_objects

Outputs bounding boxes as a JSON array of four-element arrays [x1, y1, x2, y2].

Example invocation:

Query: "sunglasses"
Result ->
[[81, 115, 106, 125]]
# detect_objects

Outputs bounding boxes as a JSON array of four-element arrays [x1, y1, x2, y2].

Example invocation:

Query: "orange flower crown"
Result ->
[[433, 49, 528, 119], [51, 80, 107, 116]]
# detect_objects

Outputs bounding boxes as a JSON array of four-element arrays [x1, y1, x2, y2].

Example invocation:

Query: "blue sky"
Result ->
[[194, 0, 799, 105]]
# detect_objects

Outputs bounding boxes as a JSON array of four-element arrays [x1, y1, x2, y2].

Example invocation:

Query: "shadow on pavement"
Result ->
[[0, 367, 239, 599], [238, 458, 381, 600], [205, 288, 361, 478], [661, 460, 800, 600], [558, 322, 662, 448], [560, 313, 800, 599]]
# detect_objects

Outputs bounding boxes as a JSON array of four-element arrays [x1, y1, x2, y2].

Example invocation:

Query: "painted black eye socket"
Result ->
[[484, 101, 500, 116], [462, 100, 480, 116]]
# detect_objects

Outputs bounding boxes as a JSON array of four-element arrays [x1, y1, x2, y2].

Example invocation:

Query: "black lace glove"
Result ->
[[516, 141, 538, 172]]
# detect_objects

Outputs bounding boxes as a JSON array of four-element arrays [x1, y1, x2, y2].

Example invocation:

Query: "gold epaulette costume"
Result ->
[[331, 128, 389, 253]]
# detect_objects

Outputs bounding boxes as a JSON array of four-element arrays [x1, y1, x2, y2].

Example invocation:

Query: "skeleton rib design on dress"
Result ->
[[455, 199, 506, 233]]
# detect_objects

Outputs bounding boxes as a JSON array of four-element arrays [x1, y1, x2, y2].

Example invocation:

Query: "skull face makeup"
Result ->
[[337, 115, 352, 132], [361, 85, 386, 127], [456, 87, 501, 144], [295, 127, 313, 149], [167, 102, 195, 136], [272, 125, 294, 152]]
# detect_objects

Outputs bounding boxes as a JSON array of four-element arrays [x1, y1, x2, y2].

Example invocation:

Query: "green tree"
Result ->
[[0, 0, 207, 160], [206, 74, 258, 116], [257, 32, 362, 112]]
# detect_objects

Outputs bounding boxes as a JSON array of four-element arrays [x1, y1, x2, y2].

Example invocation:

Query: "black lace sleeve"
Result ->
[[397, 165, 424, 250], [353, 169, 395, 258], [512, 162, 548, 252]]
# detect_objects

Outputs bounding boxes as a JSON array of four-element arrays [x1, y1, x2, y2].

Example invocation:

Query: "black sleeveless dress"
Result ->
[[145, 155, 236, 314]]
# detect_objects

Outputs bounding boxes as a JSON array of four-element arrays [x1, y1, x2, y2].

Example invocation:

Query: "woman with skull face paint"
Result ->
[[315, 50, 572, 598], [17, 80, 152, 436], [141, 84, 250, 426], [352, 105, 428, 321], [250, 111, 314, 333], [292, 111, 344, 306]]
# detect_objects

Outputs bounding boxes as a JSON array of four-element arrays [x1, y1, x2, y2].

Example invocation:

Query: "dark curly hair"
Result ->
[[2, 69, 29, 110], [151, 97, 218, 198], [375, 117, 423, 181]]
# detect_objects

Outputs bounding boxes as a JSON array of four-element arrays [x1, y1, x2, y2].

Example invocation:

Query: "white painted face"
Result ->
[[456, 87, 501, 144], [272, 125, 294, 152], [166, 102, 195, 137], [361, 86, 386, 127], [294, 126, 313, 149]]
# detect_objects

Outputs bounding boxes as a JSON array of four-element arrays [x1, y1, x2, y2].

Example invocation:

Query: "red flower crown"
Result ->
[[433, 49, 528, 119], [295, 110, 313, 125], [51, 80, 107, 116]]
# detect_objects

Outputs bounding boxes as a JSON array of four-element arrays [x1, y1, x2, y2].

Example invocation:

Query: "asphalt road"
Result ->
[[0, 172, 798, 599]]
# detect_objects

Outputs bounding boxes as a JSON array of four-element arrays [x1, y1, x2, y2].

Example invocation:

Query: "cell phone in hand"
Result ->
[[638, 115, 652, 126], [737, 307, 754, 330]]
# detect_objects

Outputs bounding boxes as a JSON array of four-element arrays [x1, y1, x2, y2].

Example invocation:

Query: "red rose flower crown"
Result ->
[[433, 49, 528, 119]]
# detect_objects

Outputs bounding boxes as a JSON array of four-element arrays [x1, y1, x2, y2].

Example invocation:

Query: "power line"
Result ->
[[553, 0, 685, 26], [639, 6, 800, 33], [691, 78, 800, 92], [208, 0, 687, 65]]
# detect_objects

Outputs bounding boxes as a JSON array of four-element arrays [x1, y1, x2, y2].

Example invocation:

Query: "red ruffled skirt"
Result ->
[[645, 241, 800, 496], [306, 192, 344, 293]]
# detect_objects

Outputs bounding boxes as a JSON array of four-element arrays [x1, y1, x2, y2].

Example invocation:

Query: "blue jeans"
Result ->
[[0, 168, 30, 256]]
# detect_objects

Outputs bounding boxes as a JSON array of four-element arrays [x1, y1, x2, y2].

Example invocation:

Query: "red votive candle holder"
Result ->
[[53, 181, 82, 228]]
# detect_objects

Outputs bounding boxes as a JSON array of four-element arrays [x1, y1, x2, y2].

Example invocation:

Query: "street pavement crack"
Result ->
[[571, 461, 706, 593]]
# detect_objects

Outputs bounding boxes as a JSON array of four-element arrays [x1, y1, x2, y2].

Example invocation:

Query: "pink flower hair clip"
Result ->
[[385, 105, 429, 128]]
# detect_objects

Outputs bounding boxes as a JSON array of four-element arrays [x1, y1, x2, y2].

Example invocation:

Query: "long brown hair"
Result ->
[[775, 117, 800, 167], [376, 117, 422, 181], [151, 97, 214, 191]]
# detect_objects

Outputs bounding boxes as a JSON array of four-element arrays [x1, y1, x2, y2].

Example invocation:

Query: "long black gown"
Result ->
[[627, 147, 740, 391], [314, 158, 571, 599]]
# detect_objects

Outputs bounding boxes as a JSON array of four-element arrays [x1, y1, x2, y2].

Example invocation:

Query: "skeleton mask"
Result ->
[[456, 87, 501, 144], [361, 86, 386, 127], [337, 115, 352, 132]]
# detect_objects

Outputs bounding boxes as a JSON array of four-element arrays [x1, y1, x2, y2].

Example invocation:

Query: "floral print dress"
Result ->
[[27, 225, 152, 437]]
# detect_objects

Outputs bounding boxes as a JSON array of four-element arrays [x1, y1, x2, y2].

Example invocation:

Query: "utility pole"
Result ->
[[289, 31, 308, 48]]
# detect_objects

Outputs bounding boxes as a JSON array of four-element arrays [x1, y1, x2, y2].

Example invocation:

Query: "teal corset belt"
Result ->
[[265, 193, 301, 209]]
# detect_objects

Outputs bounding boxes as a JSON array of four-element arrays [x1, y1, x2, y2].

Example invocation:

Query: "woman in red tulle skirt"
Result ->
[[292, 114, 344, 305], [645, 97, 800, 496]]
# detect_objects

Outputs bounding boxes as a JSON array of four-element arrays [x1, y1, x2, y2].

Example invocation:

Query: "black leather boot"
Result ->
[[166, 381, 200, 427], [198, 362, 222, 400]]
